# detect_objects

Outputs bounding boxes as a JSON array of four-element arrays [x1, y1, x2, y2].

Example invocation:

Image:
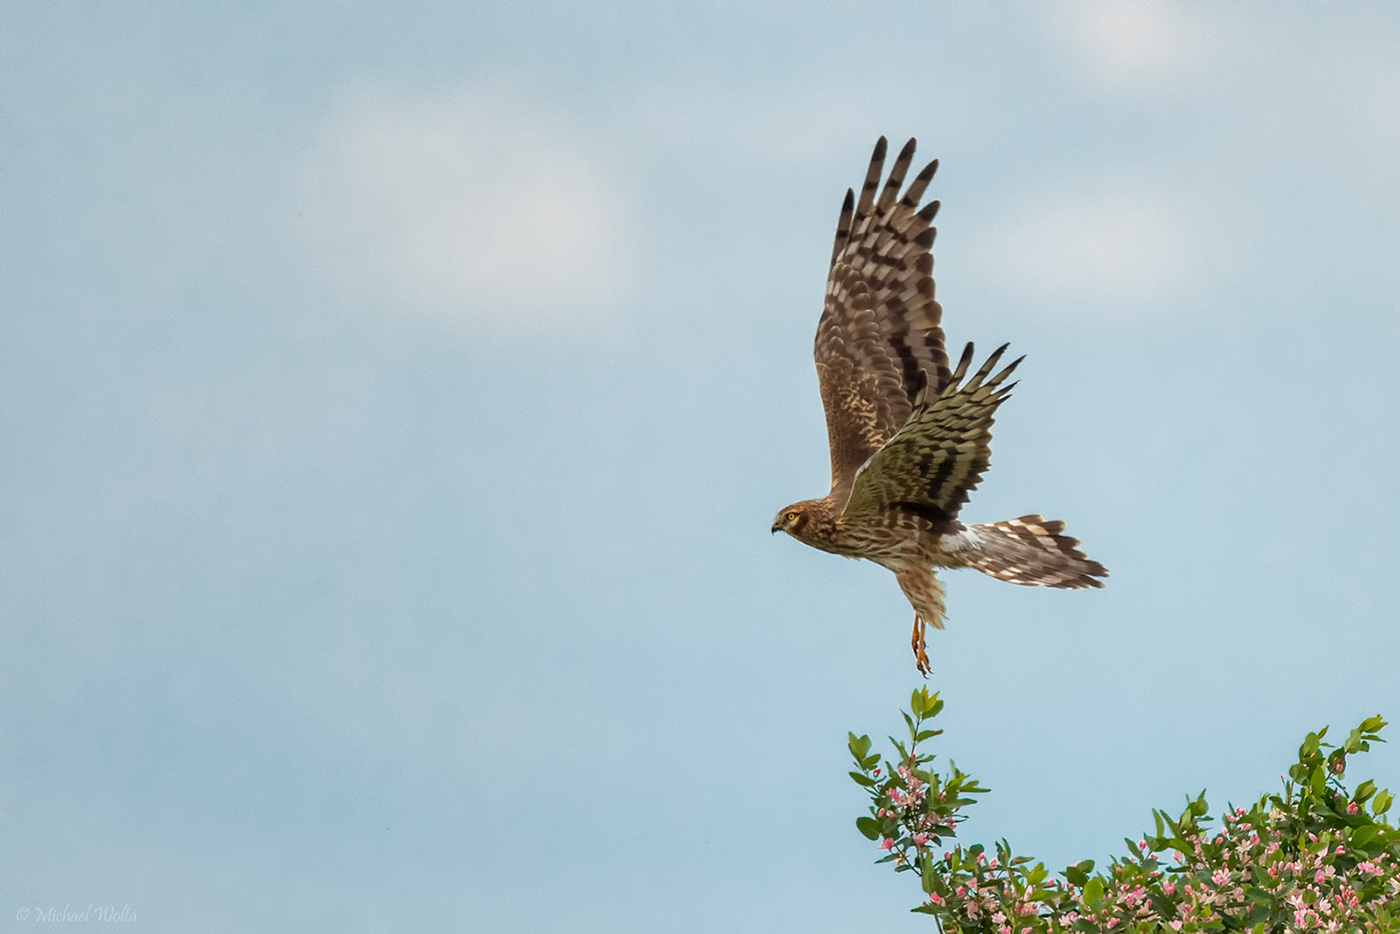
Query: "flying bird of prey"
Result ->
[[771, 137, 1107, 675]]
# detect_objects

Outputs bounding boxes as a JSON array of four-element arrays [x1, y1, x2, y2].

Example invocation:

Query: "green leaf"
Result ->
[[1350, 824, 1380, 849], [848, 733, 872, 760], [856, 816, 881, 840], [1082, 877, 1104, 907], [1244, 886, 1272, 904], [1373, 789, 1393, 815], [1354, 779, 1377, 802], [849, 771, 877, 787]]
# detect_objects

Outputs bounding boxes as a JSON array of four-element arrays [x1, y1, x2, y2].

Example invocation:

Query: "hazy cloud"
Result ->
[[301, 86, 635, 325], [973, 188, 1194, 313], [1043, 0, 1226, 92]]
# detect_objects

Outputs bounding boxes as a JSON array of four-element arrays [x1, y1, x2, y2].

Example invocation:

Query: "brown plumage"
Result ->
[[772, 137, 1107, 675]]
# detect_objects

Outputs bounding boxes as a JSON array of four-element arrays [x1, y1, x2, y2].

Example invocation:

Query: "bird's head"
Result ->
[[771, 503, 810, 538]]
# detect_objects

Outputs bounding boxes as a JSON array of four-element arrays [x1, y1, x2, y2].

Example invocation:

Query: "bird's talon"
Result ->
[[910, 614, 931, 676]]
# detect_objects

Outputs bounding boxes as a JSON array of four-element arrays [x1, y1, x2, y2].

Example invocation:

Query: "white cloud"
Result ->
[[1044, 0, 1225, 92], [301, 86, 635, 325], [973, 189, 1194, 313]]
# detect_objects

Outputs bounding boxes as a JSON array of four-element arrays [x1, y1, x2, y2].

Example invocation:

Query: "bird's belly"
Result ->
[[854, 533, 944, 569]]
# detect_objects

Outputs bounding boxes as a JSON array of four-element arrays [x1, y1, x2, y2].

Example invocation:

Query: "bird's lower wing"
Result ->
[[841, 342, 1021, 526]]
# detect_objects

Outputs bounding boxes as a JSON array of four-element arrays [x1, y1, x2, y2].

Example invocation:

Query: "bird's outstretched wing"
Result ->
[[815, 137, 950, 507], [841, 342, 1021, 526]]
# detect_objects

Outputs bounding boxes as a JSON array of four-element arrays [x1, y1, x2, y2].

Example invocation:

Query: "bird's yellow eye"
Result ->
[[785, 511, 799, 523]]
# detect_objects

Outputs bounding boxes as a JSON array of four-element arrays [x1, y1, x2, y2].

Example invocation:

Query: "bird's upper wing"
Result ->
[[841, 343, 1021, 525], [815, 137, 950, 506]]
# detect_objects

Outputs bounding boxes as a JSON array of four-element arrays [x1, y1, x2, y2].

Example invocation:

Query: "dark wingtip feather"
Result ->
[[949, 341, 976, 385], [880, 139, 918, 211], [831, 188, 856, 263], [997, 354, 1026, 382], [857, 138, 888, 217]]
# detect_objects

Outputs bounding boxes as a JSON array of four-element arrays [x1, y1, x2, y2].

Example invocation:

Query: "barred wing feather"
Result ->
[[814, 136, 950, 506], [841, 342, 1021, 524]]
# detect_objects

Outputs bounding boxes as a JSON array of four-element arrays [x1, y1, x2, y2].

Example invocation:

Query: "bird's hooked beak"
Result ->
[[771, 519, 782, 535]]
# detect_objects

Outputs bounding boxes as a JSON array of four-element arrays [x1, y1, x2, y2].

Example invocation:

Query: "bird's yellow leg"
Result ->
[[911, 614, 930, 676]]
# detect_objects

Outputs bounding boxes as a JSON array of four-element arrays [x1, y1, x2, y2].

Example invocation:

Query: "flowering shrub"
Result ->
[[850, 688, 1399, 932]]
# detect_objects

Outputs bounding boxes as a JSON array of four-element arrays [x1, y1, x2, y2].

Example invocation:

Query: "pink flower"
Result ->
[[1163, 882, 1176, 896], [1346, 802, 1359, 815], [1169, 922, 1182, 932], [1213, 870, 1229, 885], [879, 838, 894, 850], [926, 892, 944, 905], [956, 886, 966, 897], [913, 833, 928, 845]]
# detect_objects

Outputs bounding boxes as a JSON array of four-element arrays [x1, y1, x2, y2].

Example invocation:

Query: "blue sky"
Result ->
[[3, 3, 1399, 932]]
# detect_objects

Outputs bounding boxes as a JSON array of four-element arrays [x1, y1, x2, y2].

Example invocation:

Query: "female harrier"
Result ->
[[771, 137, 1107, 675]]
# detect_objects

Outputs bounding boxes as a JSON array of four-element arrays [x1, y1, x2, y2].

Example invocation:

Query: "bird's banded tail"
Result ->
[[960, 515, 1107, 589]]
